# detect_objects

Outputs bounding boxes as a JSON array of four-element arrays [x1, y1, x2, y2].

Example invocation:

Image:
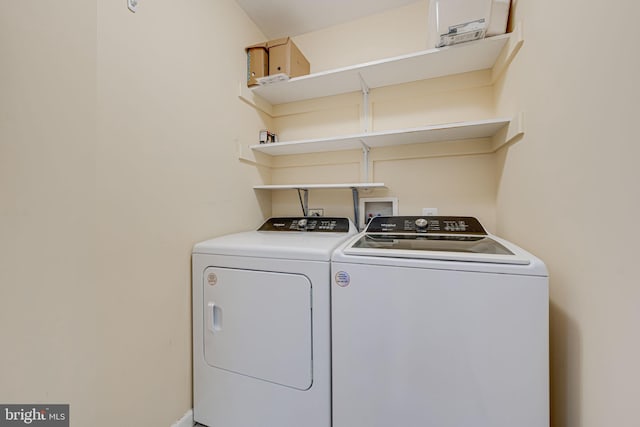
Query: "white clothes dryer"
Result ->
[[192, 217, 356, 427], [331, 216, 549, 427]]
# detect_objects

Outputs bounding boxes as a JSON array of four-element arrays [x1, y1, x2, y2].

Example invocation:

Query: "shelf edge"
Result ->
[[254, 183, 386, 190], [238, 81, 274, 117], [491, 112, 525, 151], [250, 118, 512, 156], [492, 22, 524, 83]]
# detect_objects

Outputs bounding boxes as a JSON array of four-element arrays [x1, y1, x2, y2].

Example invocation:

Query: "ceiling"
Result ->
[[235, 0, 421, 39]]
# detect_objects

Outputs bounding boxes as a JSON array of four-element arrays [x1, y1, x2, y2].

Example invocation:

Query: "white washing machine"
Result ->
[[192, 217, 357, 427], [331, 216, 549, 427]]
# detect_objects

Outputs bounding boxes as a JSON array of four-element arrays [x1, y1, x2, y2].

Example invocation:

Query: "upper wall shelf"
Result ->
[[251, 32, 516, 105], [250, 118, 513, 156]]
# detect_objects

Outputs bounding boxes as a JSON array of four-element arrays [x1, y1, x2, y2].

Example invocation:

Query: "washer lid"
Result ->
[[344, 216, 531, 265], [344, 233, 528, 265], [352, 233, 513, 254]]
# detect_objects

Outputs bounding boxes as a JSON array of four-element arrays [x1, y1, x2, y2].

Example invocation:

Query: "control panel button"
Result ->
[[415, 218, 428, 228]]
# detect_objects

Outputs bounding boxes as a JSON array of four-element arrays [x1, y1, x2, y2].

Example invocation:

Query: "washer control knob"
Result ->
[[297, 218, 308, 228], [415, 218, 428, 228]]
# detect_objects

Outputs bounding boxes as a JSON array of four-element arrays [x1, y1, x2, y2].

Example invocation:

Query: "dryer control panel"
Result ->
[[365, 216, 487, 235], [259, 217, 352, 233]]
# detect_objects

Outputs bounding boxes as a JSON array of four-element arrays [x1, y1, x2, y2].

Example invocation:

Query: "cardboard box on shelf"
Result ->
[[245, 37, 310, 87], [245, 42, 268, 87], [267, 37, 310, 80]]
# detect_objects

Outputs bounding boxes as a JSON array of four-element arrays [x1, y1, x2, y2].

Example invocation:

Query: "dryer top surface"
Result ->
[[193, 217, 357, 261]]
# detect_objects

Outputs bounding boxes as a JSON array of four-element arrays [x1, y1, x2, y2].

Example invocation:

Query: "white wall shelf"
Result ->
[[254, 183, 386, 191], [245, 28, 525, 226], [250, 118, 512, 156], [249, 33, 514, 106]]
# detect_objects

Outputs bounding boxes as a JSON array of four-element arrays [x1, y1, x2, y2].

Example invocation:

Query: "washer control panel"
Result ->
[[258, 217, 352, 232], [365, 216, 487, 235]]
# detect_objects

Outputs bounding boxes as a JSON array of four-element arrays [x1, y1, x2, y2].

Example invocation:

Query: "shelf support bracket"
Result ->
[[359, 139, 371, 182], [296, 188, 309, 216], [491, 22, 524, 83], [358, 73, 371, 133], [351, 187, 360, 230]]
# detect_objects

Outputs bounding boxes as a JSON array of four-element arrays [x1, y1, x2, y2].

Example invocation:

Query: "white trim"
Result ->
[[170, 409, 193, 427]]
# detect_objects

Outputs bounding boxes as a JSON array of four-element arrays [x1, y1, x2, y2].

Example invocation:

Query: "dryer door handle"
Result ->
[[207, 302, 222, 333]]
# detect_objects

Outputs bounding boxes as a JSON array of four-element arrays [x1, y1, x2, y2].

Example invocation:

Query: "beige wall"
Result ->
[[0, 0, 99, 423], [494, 1, 640, 426], [294, 1, 429, 73], [1, 0, 268, 425]]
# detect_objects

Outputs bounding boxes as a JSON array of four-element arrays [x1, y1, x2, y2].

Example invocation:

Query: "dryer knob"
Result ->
[[415, 218, 428, 228], [297, 218, 308, 228]]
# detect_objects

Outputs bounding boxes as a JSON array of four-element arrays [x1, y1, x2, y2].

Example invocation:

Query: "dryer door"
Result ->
[[203, 267, 312, 390]]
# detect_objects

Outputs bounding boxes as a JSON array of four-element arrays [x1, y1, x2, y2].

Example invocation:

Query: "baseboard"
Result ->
[[171, 409, 194, 427]]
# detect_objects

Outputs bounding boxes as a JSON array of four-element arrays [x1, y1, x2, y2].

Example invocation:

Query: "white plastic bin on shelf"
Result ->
[[427, 0, 511, 48], [487, 0, 511, 36]]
